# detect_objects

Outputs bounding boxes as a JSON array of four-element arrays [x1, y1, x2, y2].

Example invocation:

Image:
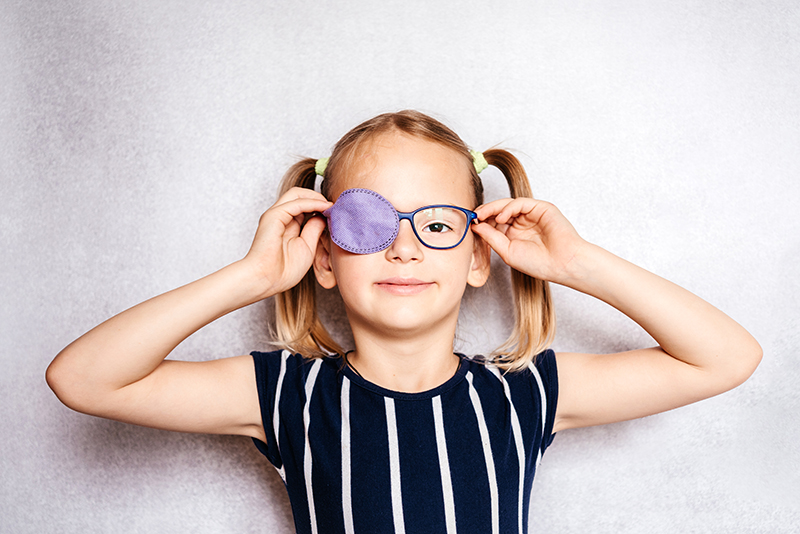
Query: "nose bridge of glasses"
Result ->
[[396, 211, 415, 225], [394, 212, 422, 244]]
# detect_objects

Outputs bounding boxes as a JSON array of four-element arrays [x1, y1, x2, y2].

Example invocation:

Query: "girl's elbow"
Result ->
[[46, 351, 94, 413], [737, 337, 763, 384], [719, 336, 763, 392], [46, 355, 76, 409]]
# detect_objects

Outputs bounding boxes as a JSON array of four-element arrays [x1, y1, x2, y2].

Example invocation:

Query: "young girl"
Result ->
[[47, 110, 761, 534]]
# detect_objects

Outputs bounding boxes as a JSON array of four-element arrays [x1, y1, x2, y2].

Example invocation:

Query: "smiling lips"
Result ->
[[375, 277, 434, 296]]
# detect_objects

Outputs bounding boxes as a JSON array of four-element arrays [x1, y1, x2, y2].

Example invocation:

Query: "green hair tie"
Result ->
[[315, 157, 329, 177], [471, 150, 488, 174]]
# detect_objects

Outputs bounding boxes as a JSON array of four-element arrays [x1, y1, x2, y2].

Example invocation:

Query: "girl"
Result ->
[[47, 110, 762, 534]]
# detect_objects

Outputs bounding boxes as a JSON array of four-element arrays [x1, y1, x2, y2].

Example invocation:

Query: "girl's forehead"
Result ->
[[332, 133, 474, 207]]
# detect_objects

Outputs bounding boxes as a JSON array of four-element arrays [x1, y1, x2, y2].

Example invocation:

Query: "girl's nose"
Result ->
[[385, 219, 424, 262]]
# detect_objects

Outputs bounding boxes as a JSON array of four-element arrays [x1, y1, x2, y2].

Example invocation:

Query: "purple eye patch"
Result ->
[[323, 188, 400, 254]]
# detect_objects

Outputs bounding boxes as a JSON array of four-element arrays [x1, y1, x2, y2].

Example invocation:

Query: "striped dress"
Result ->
[[251, 350, 558, 534]]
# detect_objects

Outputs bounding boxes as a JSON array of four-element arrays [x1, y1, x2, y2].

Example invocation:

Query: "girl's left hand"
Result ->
[[472, 198, 587, 284]]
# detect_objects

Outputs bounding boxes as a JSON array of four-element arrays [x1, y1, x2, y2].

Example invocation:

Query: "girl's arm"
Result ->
[[473, 198, 762, 432], [46, 188, 332, 440]]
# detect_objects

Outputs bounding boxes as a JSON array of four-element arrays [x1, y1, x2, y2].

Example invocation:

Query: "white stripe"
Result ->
[[489, 366, 526, 534], [528, 363, 547, 437], [303, 359, 323, 534], [466, 372, 499, 534], [432, 396, 457, 534], [528, 363, 547, 450], [384, 398, 405, 534], [341, 378, 355, 534], [528, 362, 548, 465], [273, 351, 289, 482]]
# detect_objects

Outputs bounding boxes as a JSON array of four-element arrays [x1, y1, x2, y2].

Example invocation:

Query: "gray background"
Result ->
[[2, 1, 799, 532]]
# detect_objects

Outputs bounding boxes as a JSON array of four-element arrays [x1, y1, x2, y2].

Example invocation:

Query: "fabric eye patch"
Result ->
[[322, 188, 477, 254], [323, 188, 400, 254]]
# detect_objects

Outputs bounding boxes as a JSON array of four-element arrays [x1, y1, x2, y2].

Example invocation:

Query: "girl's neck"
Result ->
[[346, 336, 461, 393]]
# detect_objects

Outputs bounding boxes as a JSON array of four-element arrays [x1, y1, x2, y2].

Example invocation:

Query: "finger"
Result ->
[[494, 222, 511, 234], [491, 198, 541, 225], [275, 186, 330, 205], [474, 198, 514, 221], [298, 215, 327, 252], [478, 218, 511, 234], [476, 197, 538, 225], [471, 222, 511, 259], [269, 197, 333, 227]]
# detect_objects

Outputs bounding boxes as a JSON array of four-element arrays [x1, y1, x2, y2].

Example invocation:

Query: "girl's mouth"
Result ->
[[375, 277, 434, 295]]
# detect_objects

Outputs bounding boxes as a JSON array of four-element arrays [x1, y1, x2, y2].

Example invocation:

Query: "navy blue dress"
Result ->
[[251, 350, 558, 534]]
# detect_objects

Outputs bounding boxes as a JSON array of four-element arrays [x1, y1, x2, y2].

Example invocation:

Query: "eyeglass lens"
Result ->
[[412, 207, 470, 249]]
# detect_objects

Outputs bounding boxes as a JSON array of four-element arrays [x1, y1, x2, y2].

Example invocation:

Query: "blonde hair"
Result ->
[[273, 110, 555, 372]]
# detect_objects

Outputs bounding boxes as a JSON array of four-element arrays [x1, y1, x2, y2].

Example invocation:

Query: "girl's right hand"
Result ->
[[241, 187, 332, 298], [47, 187, 332, 440]]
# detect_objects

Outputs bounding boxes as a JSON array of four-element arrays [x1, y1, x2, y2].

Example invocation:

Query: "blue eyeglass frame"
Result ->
[[397, 204, 479, 250]]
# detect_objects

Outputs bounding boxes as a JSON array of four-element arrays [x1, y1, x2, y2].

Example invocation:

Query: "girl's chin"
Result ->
[[347, 308, 457, 337]]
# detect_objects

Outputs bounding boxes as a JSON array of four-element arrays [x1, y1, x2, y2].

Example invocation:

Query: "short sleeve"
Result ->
[[531, 349, 559, 455], [250, 349, 287, 469]]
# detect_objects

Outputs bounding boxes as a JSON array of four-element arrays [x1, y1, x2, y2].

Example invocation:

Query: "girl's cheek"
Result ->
[[331, 252, 374, 288]]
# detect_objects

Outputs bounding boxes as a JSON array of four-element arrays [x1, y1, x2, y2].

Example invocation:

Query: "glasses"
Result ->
[[322, 188, 478, 254]]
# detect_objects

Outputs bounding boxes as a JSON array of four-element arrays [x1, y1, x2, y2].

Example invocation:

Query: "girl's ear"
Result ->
[[313, 235, 338, 289], [467, 236, 491, 288]]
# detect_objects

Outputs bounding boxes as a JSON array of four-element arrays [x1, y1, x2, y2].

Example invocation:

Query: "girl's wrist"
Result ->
[[555, 242, 616, 294], [223, 259, 281, 305]]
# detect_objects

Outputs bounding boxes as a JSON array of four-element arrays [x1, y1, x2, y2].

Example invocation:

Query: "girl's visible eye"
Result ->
[[422, 221, 453, 233]]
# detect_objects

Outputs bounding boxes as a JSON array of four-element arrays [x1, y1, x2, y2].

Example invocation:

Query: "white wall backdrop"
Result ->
[[2, 1, 798, 532]]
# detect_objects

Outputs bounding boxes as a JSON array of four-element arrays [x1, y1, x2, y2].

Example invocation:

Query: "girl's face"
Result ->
[[313, 132, 490, 340]]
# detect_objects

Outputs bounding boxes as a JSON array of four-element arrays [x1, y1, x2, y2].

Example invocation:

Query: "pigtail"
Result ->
[[273, 158, 344, 358], [483, 149, 556, 372]]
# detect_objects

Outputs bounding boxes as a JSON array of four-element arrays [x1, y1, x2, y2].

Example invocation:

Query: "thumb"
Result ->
[[299, 215, 327, 253], [472, 222, 510, 260]]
